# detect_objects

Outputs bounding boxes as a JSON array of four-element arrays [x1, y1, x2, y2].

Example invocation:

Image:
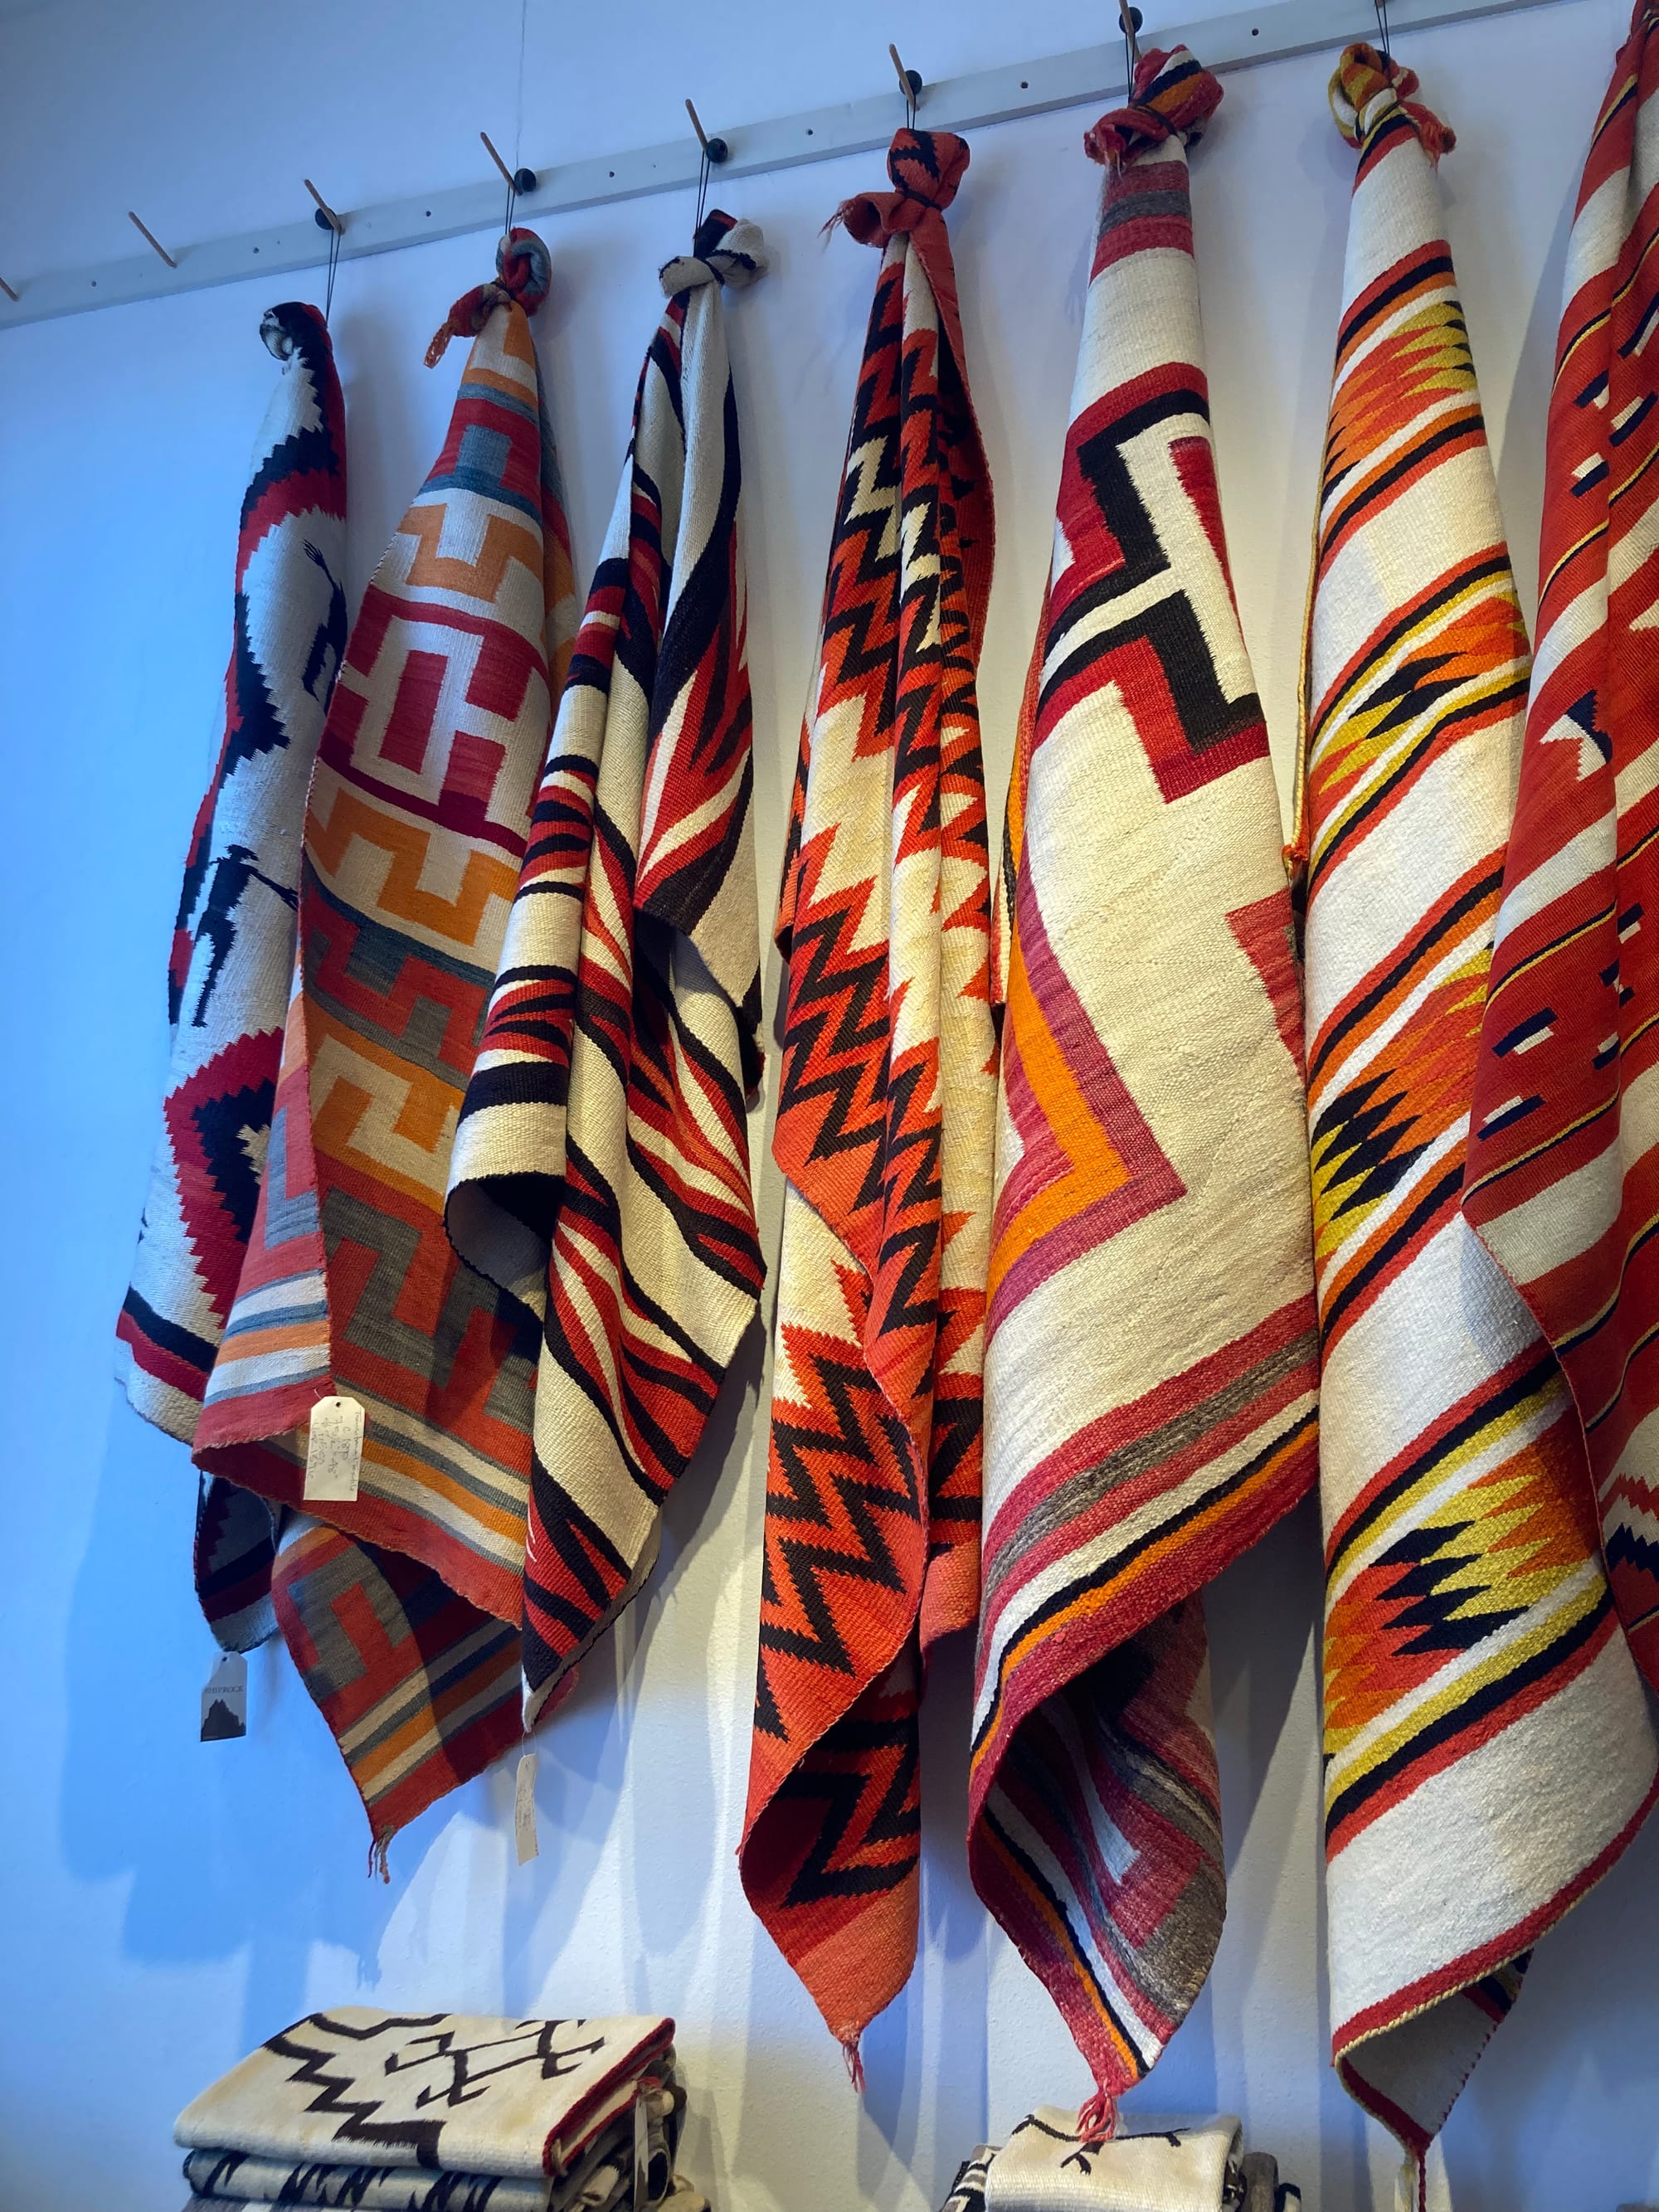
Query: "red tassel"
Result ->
[[842, 2036, 867, 2093], [1077, 2087, 1116, 2142]]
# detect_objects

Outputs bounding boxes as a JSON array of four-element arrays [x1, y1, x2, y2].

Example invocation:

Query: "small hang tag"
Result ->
[[513, 1749, 539, 1864], [632, 2094, 649, 2210], [304, 1394, 364, 1502], [201, 1649, 247, 1741]]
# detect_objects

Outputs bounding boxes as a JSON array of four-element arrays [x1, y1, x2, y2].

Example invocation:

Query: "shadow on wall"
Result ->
[[63, 1398, 405, 2033], [60, 1329, 766, 2054]]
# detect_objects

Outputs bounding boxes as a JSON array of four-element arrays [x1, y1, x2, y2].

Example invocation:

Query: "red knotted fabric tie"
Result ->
[[1085, 45, 1224, 168], [426, 225, 552, 366], [828, 126, 970, 248]]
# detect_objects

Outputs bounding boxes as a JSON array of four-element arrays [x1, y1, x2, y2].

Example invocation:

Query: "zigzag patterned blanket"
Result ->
[[1462, 0, 1659, 1689], [118, 304, 348, 1650], [738, 129, 998, 2063], [192, 231, 578, 1849], [967, 50, 1320, 2118], [1297, 46, 1659, 2200], [447, 211, 766, 1726]]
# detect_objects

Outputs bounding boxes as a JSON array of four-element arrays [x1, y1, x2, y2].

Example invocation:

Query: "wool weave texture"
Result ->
[[181, 2078, 683, 2211], [446, 211, 766, 1727], [1295, 45, 1659, 2199], [985, 2112, 1242, 2212], [191, 231, 579, 1850], [119, 302, 348, 1440], [935, 2114, 1245, 2212], [1462, 0, 1659, 1689], [175, 2010, 674, 2186], [737, 127, 998, 2062], [967, 48, 1319, 2117], [117, 303, 348, 1652]]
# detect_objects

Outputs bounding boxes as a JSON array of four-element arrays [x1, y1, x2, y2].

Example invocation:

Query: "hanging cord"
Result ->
[[1374, 0, 1393, 67], [1119, 2, 1143, 92], [684, 100, 729, 236], [694, 140, 713, 232], [888, 42, 920, 128], [513, 0, 529, 175], [323, 214, 342, 326], [509, 0, 529, 246]]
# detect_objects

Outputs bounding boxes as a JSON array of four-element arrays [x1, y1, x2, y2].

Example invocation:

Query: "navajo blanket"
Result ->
[[1297, 46, 1659, 2199], [738, 129, 998, 2064], [118, 304, 348, 1654], [966, 50, 1319, 2121], [192, 231, 579, 1850], [175, 2010, 673, 2181], [1462, 0, 1659, 1689], [984, 2112, 1242, 2212], [119, 302, 348, 1439], [447, 211, 766, 1727], [182, 2080, 679, 2211], [936, 2117, 1246, 2212]]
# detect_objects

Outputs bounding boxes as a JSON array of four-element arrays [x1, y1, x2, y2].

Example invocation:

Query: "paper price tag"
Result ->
[[514, 1749, 540, 1865], [304, 1394, 364, 1502], [201, 1650, 247, 1741]]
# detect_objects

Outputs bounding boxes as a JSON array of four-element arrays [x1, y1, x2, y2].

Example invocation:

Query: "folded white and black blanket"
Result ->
[[937, 2114, 1297, 2212], [181, 2079, 683, 2212], [177, 2011, 678, 2192]]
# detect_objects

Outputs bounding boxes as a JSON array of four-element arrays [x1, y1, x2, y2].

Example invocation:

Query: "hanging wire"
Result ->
[[513, 0, 529, 179], [694, 140, 713, 232], [1374, 0, 1393, 66], [888, 44, 919, 129], [1119, 2, 1142, 94], [324, 212, 342, 325]]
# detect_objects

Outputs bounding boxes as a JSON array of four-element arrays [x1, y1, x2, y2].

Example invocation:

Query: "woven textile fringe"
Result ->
[[192, 231, 579, 1849], [1295, 45, 1659, 2200], [968, 47, 1319, 2116], [738, 126, 999, 2059], [446, 211, 767, 1728], [117, 303, 348, 1652], [1462, 0, 1659, 1689]]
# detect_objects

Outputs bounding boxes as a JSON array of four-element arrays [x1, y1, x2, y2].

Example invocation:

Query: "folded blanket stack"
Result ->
[[174, 2010, 707, 2212], [937, 2112, 1301, 2212]]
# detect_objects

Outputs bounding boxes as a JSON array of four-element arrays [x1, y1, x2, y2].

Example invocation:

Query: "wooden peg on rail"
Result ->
[[888, 41, 922, 114], [685, 98, 728, 166], [480, 129, 537, 197], [128, 211, 178, 268], [0, 275, 18, 303], [304, 178, 344, 236]]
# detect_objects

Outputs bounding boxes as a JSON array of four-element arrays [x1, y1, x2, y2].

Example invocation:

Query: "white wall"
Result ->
[[2, 3, 1657, 2210]]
